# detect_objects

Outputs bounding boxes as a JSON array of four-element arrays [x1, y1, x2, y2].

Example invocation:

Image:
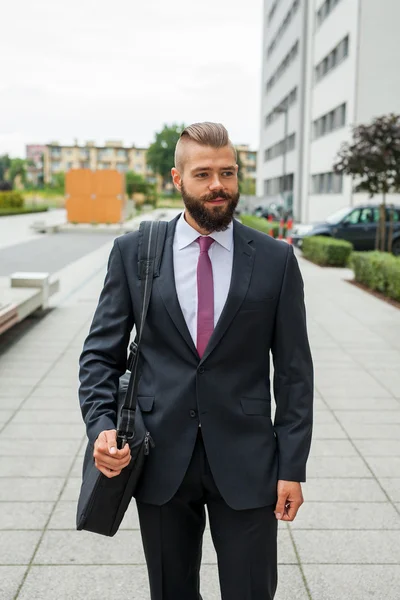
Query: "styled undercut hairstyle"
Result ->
[[174, 122, 237, 172]]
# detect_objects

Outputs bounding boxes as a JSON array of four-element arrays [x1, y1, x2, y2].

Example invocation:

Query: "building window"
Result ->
[[52, 162, 61, 171], [267, 0, 300, 58], [316, 0, 342, 28], [264, 173, 294, 196], [117, 149, 127, 158], [313, 103, 346, 139], [311, 172, 343, 194], [265, 87, 298, 128], [315, 36, 349, 83], [264, 134, 296, 162], [266, 41, 299, 93]]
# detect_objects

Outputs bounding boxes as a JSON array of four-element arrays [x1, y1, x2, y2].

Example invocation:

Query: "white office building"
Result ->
[[258, 0, 400, 223]]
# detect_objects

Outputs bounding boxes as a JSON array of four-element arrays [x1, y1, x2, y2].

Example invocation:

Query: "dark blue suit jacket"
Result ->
[[79, 215, 313, 509]]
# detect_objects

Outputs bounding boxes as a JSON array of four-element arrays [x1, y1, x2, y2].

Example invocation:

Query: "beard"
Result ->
[[181, 182, 240, 232]]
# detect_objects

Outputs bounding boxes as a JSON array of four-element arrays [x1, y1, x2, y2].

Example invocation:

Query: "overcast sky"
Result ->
[[1, 0, 263, 157]]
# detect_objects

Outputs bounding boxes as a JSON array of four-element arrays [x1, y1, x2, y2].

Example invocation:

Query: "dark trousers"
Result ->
[[136, 429, 278, 600]]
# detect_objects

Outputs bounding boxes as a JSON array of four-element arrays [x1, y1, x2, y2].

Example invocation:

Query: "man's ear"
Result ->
[[171, 167, 182, 192]]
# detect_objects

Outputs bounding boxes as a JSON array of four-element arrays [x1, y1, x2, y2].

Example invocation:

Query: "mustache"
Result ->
[[201, 190, 232, 202]]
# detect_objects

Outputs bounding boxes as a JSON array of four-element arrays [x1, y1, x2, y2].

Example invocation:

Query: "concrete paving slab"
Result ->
[[0, 410, 13, 426], [290, 501, 400, 530], [364, 457, 400, 478], [0, 439, 78, 457], [378, 479, 400, 502], [303, 564, 400, 600], [335, 410, 400, 424], [310, 423, 347, 439], [0, 478, 65, 502], [303, 478, 387, 503], [310, 440, 357, 457], [312, 410, 338, 425], [11, 410, 81, 425], [340, 423, 400, 439], [292, 530, 400, 564], [0, 397, 25, 410], [0, 530, 42, 564], [0, 502, 54, 530], [0, 456, 74, 477], [59, 477, 81, 502], [306, 456, 372, 478], [0, 566, 27, 600], [22, 397, 78, 411], [34, 530, 146, 565], [353, 440, 400, 457], [48, 501, 140, 530], [18, 565, 150, 600], [324, 397, 400, 410], [0, 422, 85, 440]]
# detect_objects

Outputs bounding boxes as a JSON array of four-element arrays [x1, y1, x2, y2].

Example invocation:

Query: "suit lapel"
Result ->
[[200, 220, 255, 363], [156, 215, 198, 358]]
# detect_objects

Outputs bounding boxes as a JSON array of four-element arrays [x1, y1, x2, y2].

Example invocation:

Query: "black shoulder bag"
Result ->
[[76, 220, 168, 537]]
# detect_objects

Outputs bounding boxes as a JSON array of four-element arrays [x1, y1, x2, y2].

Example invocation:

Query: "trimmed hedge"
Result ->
[[0, 191, 24, 209], [301, 236, 353, 267], [240, 215, 286, 238], [0, 205, 49, 217], [351, 251, 400, 302]]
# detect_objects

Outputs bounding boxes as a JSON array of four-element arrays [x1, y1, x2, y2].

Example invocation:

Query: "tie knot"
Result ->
[[198, 236, 214, 254]]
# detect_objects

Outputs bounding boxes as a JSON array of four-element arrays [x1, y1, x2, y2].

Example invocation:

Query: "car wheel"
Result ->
[[392, 238, 400, 257]]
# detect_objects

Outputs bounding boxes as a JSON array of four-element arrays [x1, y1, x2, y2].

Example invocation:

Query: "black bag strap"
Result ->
[[117, 220, 168, 443]]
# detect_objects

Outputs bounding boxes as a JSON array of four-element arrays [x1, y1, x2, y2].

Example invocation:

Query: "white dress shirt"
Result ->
[[173, 212, 234, 348]]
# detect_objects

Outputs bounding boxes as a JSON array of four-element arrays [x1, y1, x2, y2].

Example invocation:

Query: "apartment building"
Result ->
[[236, 145, 258, 181], [26, 145, 46, 186], [43, 140, 155, 185], [258, 0, 400, 222]]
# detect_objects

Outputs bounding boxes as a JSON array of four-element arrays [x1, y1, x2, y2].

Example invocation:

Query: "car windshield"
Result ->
[[325, 207, 353, 224]]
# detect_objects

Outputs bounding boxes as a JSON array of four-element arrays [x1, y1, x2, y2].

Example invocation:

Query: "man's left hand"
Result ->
[[274, 480, 304, 522]]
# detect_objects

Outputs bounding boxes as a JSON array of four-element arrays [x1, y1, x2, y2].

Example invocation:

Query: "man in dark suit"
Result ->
[[79, 122, 313, 600]]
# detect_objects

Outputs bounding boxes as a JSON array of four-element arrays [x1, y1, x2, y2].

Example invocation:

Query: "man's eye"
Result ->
[[223, 171, 234, 176], [196, 173, 208, 178]]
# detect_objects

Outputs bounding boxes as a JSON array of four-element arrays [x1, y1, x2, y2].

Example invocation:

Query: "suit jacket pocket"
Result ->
[[240, 397, 270, 416], [137, 396, 154, 412]]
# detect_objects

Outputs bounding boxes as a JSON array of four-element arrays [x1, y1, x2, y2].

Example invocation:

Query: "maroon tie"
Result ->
[[197, 236, 215, 358]]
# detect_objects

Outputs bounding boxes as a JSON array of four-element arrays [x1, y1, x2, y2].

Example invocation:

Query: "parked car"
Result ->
[[291, 204, 400, 255], [252, 203, 285, 221]]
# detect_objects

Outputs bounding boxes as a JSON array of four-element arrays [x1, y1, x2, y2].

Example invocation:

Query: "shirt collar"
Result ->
[[175, 212, 233, 251]]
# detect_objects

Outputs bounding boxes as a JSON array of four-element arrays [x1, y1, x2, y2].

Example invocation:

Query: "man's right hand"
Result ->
[[93, 429, 131, 478]]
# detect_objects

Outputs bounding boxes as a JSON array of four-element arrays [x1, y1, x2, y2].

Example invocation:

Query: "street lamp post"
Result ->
[[273, 105, 289, 213]]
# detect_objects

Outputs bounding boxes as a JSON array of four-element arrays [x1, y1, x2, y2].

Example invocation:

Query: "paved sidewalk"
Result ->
[[1, 232, 400, 599]]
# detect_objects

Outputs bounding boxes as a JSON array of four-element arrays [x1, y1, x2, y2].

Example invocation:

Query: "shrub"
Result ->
[[0, 191, 24, 209], [240, 215, 286, 238], [351, 252, 400, 302], [301, 236, 353, 267]]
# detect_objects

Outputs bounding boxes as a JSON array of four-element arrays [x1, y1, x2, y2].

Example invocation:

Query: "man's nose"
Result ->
[[209, 175, 223, 190]]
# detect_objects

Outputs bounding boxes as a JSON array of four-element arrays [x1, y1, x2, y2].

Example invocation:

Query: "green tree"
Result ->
[[333, 113, 400, 252], [126, 171, 149, 197], [333, 113, 400, 253], [236, 149, 244, 187], [0, 154, 11, 184], [146, 123, 185, 187], [8, 158, 27, 186], [52, 172, 65, 192]]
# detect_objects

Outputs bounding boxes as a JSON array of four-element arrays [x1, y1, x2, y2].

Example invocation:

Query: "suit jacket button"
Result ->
[[198, 367, 205, 374], [190, 410, 197, 418]]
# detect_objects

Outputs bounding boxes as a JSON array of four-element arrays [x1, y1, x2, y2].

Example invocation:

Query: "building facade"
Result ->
[[42, 140, 156, 185], [258, 0, 400, 223], [26, 145, 46, 186], [236, 145, 258, 182]]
